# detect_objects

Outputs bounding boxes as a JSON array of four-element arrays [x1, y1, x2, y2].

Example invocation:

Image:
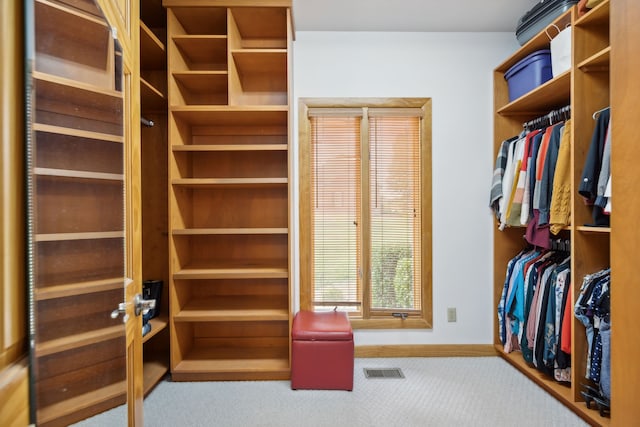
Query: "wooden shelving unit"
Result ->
[[139, 0, 170, 396], [28, 1, 127, 425], [164, 0, 292, 381], [493, 3, 612, 426]]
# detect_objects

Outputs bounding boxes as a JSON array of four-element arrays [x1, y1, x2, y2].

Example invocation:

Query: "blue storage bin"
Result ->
[[504, 49, 553, 102]]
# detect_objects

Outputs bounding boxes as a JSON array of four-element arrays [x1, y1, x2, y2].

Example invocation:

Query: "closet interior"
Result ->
[[492, 2, 611, 425], [20, 0, 640, 425]]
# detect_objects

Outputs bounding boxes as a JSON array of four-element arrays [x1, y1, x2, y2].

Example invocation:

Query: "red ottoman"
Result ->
[[291, 310, 354, 391]]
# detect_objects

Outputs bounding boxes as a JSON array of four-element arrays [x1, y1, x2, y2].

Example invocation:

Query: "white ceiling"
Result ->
[[292, 0, 543, 32]]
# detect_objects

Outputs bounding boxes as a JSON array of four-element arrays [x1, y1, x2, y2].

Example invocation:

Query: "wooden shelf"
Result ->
[[175, 296, 288, 322], [576, 226, 611, 233], [143, 316, 169, 344], [170, 106, 288, 125], [174, 309, 288, 323], [37, 380, 126, 427], [172, 144, 287, 152], [174, 355, 289, 372], [172, 177, 287, 187], [229, 48, 288, 105], [174, 264, 289, 280], [36, 325, 123, 358], [497, 71, 571, 115], [172, 71, 228, 88], [172, 36, 227, 70], [172, 359, 289, 381], [34, 70, 122, 105], [35, 0, 113, 86], [229, 7, 288, 49], [143, 359, 169, 396], [33, 123, 123, 144], [34, 71, 123, 136], [35, 0, 109, 46], [34, 167, 124, 182], [53, 0, 103, 17], [577, 47, 610, 72], [141, 77, 166, 112], [173, 228, 288, 235], [140, 21, 165, 70], [35, 231, 124, 242], [172, 343, 290, 381], [168, 7, 227, 36], [232, 49, 286, 69], [35, 277, 122, 301], [575, 0, 609, 27], [231, 49, 287, 91], [171, 71, 228, 105]]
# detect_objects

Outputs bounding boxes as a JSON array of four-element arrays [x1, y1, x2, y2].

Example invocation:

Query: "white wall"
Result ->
[[292, 31, 519, 345]]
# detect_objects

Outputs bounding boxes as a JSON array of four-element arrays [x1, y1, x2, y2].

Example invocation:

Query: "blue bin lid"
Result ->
[[504, 49, 551, 80]]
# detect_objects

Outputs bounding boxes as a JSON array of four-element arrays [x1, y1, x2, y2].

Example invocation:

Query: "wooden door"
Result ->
[[98, 0, 145, 425], [97, 0, 144, 426], [26, 0, 143, 425]]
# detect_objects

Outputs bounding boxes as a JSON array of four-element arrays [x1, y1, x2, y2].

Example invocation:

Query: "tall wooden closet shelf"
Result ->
[[493, 3, 612, 426], [164, 0, 293, 381], [139, 0, 170, 396]]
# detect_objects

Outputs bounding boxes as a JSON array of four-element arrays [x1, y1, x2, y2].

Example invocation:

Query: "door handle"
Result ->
[[111, 302, 129, 322], [136, 293, 156, 316], [111, 294, 156, 322]]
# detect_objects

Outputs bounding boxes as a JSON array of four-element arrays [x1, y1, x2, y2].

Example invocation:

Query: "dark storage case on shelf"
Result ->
[[515, 0, 579, 45]]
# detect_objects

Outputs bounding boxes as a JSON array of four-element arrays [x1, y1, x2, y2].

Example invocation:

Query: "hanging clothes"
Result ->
[[490, 136, 518, 220], [574, 268, 611, 396], [500, 135, 526, 230], [497, 248, 527, 346], [527, 124, 571, 248], [579, 108, 610, 226], [538, 123, 565, 227], [521, 130, 544, 226], [490, 107, 571, 250], [507, 130, 541, 226], [594, 120, 612, 212], [498, 246, 572, 383], [549, 119, 572, 234], [603, 177, 612, 214]]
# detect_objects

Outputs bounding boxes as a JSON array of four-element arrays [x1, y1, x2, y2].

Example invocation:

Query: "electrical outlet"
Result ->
[[447, 307, 457, 323]]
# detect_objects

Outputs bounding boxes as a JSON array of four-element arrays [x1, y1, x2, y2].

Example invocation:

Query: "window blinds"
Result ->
[[369, 115, 421, 312], [309, 107, 422, 314], [310, 114, 362, 310]]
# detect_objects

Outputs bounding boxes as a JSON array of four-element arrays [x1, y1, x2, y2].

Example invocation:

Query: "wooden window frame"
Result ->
[[299, 98, 432, 329]]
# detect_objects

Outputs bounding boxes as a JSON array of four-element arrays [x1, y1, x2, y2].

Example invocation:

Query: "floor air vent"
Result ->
[[363, 368, 405, 379]]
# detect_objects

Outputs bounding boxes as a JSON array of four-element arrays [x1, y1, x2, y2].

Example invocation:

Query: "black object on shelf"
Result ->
[[143, 279, 163, 324]]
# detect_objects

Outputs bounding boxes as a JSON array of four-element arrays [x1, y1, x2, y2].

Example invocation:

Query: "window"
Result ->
[[299, 98, 432, 329]]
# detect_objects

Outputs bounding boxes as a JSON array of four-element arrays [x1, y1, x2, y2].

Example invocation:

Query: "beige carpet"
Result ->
[[74, 357, 591, 427]]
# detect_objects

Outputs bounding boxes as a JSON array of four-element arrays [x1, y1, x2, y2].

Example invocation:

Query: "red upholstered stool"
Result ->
[[291, 310, 354, 391]]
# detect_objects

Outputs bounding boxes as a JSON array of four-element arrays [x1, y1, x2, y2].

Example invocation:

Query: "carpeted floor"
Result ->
[[73, 357, 590, 427]]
